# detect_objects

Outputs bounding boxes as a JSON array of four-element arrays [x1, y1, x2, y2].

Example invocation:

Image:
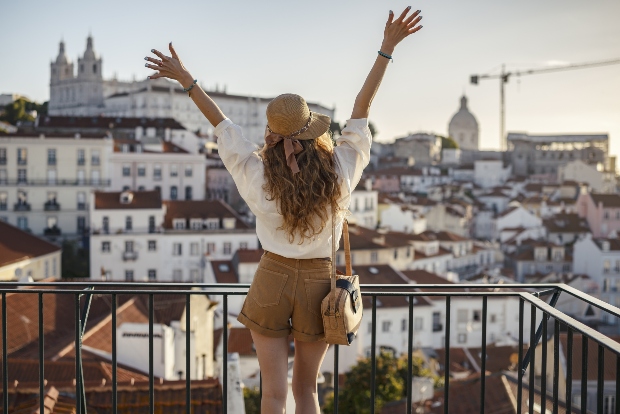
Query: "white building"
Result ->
[[493, 205, 544, 241], [110, 139, 206, 201], [0, 131, 113, 238], [558, 159, 617, 194], [48, 37, 335, 143], [474, 160, 511, 189], [379, 203, 427, 234], [349, 180, 378, 229], [0, 221, 62, 281], [89, 190, 258, 281], [448, 95, 479, 151]]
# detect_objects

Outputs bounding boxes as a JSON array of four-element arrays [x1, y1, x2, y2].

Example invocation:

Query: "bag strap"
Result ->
[[330, 209, 352, 311]]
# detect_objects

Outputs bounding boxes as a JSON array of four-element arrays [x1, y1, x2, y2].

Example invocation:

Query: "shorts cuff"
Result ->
[[291, 327, 325, 342], [237, 312, 291, 338]]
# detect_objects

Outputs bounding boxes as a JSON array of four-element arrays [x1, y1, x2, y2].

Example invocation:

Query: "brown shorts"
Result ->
[[237, 251, 332, 342]]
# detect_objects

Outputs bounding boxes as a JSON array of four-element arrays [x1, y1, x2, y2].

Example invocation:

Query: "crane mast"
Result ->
[[470, 58, 620, 151]]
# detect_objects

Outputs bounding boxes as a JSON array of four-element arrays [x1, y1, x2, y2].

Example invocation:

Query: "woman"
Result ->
[[145, 7, 422, 413]]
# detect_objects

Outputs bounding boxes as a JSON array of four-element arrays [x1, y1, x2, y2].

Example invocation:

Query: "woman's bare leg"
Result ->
[[251, 330, 290, 413], [292, 339, 329, 414]]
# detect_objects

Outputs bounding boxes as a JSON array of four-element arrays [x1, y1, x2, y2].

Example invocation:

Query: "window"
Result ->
[[240, 242, 248, 250], [77, 192, 86, 210], [371, 251, 378, 263], [0, 192, 6, 210], [190, 242, 199, 256], [382, 321, 392, 332], [473, 310, 482, 322], [77, 170, 85, 184], [173, 269, 183, 282], [154, 164, 162, 180], [603, 395, 616, 414], [148, 240, 157, 251], [46, 216, 57, 229], [185, 186, 193, 200], [148, 269, 157, 281], [393, 249, 398, 260], [490, 314, 497, 323], [77, 149, 85, 165], [148, 216, 156, 233], [207, 243, 215, 254], [170, 186, 178, 200], [190, 219, 202, 230], [53, 257, 57, 276], [125, 216, 132, 231], [457, 333, 467, 344], [91, 150, 100, 166], [47, 170, 57, 185], [0, 148, 6, 165], [122, 164, 131, 177], [401, 319, 407, 332], [173, 243, 182, 256], [170, 164, 178, 177], [125, 241, 134, 252], [604, 211, 610, 220], [173, 218, 186, 230], [604, 260, 611, 274], [205, 218, 219, 229], [223, 242, 232, 255], [17, 169, 27, 183], [45, 260, 49, 278], [77, 216, 86, 233], [185, 165, 193, 177], [137, 163, 146, 177], [101, 241, 111, 252], [125, 270, 134, 282], [47, 149, 56, 165], [17, 190, 27, 205], [17, 148, 27, 165], [0, 169, 6, 184], [432, 312, 442, 332], [102, 216, 109, 233], [17, 217, 28, 230]]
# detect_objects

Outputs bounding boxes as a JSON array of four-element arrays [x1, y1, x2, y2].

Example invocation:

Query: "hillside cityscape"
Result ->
[[0, 34, 619, 413]]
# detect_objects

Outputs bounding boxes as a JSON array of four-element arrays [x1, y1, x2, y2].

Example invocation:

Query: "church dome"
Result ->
[[55, 40, 69, 65], [448, 95, 479, 150], [449, 96, 478, 131], [82, 35, 98, 61]]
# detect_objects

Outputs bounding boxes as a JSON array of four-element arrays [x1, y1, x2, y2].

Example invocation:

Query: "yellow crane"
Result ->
[[470, 58, 620, 151]]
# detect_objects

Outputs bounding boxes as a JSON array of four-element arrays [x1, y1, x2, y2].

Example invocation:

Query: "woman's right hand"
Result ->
[[381, 6, 423, 55]]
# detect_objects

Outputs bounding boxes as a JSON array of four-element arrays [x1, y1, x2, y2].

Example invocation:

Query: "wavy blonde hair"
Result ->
[[260, 131, 341, 244]]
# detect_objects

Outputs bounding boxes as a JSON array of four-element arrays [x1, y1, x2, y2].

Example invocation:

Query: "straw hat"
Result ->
[[266, 94, 331, 140]]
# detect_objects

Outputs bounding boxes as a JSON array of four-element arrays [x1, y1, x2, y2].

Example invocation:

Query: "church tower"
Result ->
[[75, 34, 104, 109], [448, 95, 479, 151], [50, 40, 74, 83], [49, 40, 76, 114]]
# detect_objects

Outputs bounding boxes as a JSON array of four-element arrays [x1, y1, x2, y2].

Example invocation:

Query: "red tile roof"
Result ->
[[0, 222, 61, 268], [94, 190, 162, 210], [234, 249, 264, 263], [590, 193, 620, 208], [210, 261, 237, 284]]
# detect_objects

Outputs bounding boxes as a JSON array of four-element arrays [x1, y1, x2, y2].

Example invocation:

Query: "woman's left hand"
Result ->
[[144, 43, 195, 88]]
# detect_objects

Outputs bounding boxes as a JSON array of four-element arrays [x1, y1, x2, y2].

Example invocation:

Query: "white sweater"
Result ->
[[214, 118, 372, 259]]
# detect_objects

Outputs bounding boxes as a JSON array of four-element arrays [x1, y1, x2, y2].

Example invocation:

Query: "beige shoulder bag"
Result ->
[[321, 215, 363, 345]]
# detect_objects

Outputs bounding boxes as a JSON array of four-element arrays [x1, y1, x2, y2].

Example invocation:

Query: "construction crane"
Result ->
[[470, 58, 620, 150]]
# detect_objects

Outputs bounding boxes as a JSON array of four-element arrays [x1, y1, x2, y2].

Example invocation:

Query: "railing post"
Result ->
[[480, 296, 487, 414], [185, 294, 191, 414], [223, 294, 228, 414], [39, 293, 44, 414], [521, 289, 561, 374], [406, 295, 414, 414], [444, 296, 450, 414], [149, 293, 154, 414], [2, 292, 8, 413], [112, 293, 117, 414], [333, 344, 339, 414], [370, 295, 377, 414], [517, 298, 524, 413]]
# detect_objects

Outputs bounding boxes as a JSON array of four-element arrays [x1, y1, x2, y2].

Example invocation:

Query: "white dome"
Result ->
[[55, 40, 69, 65], [449, 96, 478, 131]]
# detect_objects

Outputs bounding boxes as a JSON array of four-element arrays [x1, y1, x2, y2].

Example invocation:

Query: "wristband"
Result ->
[[183, 79, 198, 93], [378, 50, 393, 62]]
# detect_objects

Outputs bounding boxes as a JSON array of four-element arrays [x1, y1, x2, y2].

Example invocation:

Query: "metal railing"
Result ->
[[0, 179, 111, 186], [0, 282, 619, 413]]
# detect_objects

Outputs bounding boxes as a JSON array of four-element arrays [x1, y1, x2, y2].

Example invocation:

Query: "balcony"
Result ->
[[43, 226, 62, 236], [77, 202, 87, 211], [0, 203, 6, 211], [44, 201, 61, 211], [0, 179, 111, 186], [122, 251, 138, 261], [13, 202, 31, 211], [0, 283, 618, 413]]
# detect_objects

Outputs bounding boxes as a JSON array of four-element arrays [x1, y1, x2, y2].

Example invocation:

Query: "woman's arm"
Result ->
[[146, 43, 226, 127], [351, 7, 423, 119]]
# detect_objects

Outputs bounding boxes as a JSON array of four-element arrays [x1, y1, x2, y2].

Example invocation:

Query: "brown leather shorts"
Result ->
[[237, 251, 332, 342]]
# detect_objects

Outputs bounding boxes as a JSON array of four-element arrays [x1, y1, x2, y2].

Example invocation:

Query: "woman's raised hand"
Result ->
[[144, 43, 194, 88], [381, 6, 423, 54]]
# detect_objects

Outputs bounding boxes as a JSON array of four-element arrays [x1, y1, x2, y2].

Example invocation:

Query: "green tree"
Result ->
[[0, 98, 47, 125], [368, 122, 377, 138], [329, 121, 342, 136], [322, 352, 439, 414], [440, 135, 459, 149], [243, 386, 261, 414]]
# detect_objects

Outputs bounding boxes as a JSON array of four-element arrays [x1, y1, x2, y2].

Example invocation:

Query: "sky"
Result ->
[[2, 0, 619, 159]]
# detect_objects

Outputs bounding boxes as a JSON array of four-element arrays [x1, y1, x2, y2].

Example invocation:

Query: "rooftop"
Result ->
[[0, 222, 61, 268]]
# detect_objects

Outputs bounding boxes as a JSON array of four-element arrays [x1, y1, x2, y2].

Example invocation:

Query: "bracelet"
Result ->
[[378, 50, 393, 62], [183, 79, 197, 93]]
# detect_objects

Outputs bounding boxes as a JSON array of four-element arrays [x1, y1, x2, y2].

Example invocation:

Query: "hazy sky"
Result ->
[[2, 0, 619, 158]]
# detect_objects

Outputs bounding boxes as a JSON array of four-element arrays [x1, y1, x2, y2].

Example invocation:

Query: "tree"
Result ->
[[243, 386, 261, 414], [329, 121, 342, 137], [440, 135, 459, 150], [368, 121, 378, 138], [0, 98, 47, 125], [61, 240, 90, 279], [322, 351, 439, 414]]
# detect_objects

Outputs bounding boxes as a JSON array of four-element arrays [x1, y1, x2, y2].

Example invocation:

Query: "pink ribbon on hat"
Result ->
[[265, 132, 303, 174]]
